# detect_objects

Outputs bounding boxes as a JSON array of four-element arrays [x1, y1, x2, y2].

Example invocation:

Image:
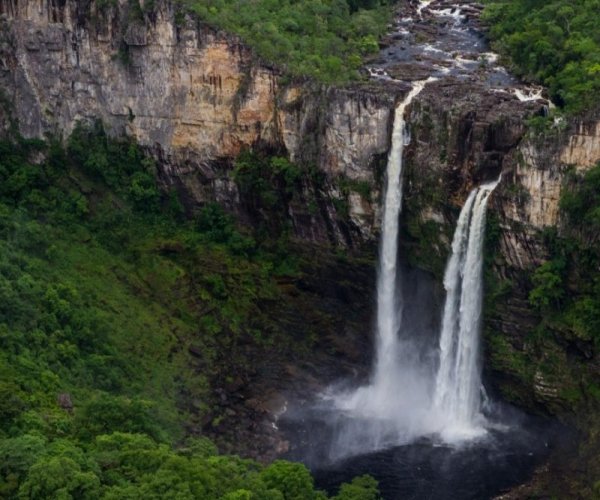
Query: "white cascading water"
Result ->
[[331, 80, 437, 456], [432, 178, 500, 441], [373, 81, 429, 390]]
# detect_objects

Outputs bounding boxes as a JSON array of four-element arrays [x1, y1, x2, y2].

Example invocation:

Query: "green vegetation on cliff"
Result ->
[[177, 0, 390, 82], [482, 164, 600, 497], [530, 163, 600, 349], [483, 0, 600, 112], [0, 127, 378, 498]]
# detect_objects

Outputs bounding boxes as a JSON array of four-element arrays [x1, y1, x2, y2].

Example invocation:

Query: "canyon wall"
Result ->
[[0, 0, 397, 246], [2, 0, 600, 417], [404, 79, 600, 412]]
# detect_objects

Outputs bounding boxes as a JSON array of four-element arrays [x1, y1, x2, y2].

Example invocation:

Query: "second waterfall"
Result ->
[[432, 179, 500, 441]]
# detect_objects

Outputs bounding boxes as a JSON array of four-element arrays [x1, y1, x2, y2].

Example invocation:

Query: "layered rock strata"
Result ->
[[2, 0, 600, 421]]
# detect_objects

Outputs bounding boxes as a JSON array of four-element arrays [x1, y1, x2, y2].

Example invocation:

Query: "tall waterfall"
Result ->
[[432, 179, 500, 441], [372, 80, 430, 391], [331, 80, 436, 455]]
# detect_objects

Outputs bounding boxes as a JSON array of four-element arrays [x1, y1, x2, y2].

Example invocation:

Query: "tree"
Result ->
[[18, 456, 100, 499], [260, 460, 317, 500], [333, 475, 380, 500]]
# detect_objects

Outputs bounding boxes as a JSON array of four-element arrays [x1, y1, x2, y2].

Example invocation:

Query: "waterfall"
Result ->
[[330, 80, 436, 456], [326, 79, 501, 456], [372, 80, 429, 391], [432, 179, 500, 441]]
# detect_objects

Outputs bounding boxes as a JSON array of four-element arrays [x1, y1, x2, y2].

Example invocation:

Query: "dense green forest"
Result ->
[[0, 126, 379, 498], [176, 0, 390, 82], [483, 0, 600, 112], [2, 0, 600, 497]]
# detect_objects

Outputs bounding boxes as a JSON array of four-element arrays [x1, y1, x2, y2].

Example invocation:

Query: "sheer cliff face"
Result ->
[[2, 0, 599, 252], [2, 0, 600, 414], [0, 0, 395, 245], [405, 82, 600, 411], [487, 117, 600, 412], [491, 117, 600, 294], [1, 0, 278, 153]]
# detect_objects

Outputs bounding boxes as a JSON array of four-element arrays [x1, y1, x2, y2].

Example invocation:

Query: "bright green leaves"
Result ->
[[333, 475, 380, 500], [260, 460, 317, 500], [0, 129, 381, 499], [68, 122, 161, 214], [528, 259, 565, 310]]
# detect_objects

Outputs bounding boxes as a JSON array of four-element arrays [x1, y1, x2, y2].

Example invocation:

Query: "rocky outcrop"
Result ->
[[2, 0, 600, 425], [474, 110, 600, 416], [396, 78, 600, 414], [0, 0, 398, 246], [560, 119, 600, 170], [1, 0, 279, 152]]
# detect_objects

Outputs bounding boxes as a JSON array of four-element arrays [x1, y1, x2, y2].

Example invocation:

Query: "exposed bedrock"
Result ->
[[2, 0, 600, 422]]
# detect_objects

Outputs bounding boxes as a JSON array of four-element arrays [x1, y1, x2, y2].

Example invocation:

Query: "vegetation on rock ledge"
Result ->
[[483, 0, 600, 112], [176, 0, 391, 83]]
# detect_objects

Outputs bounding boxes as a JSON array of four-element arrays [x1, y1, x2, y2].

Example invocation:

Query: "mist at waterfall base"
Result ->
[[279, 262, 561, 499], [327, 83, 498, 454]]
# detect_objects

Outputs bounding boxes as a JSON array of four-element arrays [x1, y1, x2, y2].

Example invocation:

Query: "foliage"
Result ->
[[483, 0, 600, 112], [0, 129, 379, 498], [560, 165, 600, 228], [528, 259, 566, 310], [178, 0, 391, 83], [260, 460, 318, 500], [2, 431, 360, 499], [232, 149, 309, 273], [195, 203, 256, 256], [233, 151, 302, 209], [333, 475, 380, 500], [527, 162, 600, 346], [67, 120, 161, 213], [338, 176, 372, 203]]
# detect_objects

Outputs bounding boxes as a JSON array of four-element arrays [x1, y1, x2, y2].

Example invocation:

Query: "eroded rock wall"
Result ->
[[2, 0, 600, 419], [486, 113, 600, 412], [396, 78, 600, 414], [0, 0, 395, 246]]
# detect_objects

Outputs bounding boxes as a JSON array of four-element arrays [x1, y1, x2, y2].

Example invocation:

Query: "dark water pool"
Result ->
[[281, 405, 564, 500]]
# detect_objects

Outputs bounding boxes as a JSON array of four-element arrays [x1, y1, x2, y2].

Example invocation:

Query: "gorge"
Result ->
[[0, 0, 599, 498]]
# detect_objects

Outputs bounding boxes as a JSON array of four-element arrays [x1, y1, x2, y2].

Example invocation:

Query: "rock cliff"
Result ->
[[0, 0, 398, 247], [2, 0, 600, 430]]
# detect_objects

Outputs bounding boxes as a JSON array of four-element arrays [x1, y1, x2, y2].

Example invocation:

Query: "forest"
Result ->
[[1, 0, 600, 497], [483, 0, 600, 112], [178, 0, 391, 82], [0, 126, 378, 498]]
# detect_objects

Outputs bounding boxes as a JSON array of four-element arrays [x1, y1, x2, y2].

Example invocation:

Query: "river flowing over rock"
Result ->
[[1, 0, 600, 455]]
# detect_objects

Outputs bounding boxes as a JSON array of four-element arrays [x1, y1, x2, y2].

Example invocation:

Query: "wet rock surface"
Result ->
[[371, 0, 532, 94]]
